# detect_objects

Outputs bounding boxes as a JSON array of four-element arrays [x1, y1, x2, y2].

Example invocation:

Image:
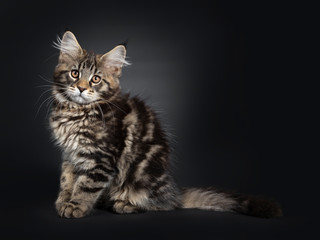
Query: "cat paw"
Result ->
[[57, 202, 88, 218], [113, 201, 140, 214]]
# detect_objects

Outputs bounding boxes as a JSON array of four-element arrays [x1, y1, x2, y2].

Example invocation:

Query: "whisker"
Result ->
[[35, 95, 55, 119], [46, 95, 56, 107], [38, 75, 55, 83], [38, 75, 66, 87], [35, 88, 53, 105], [37, 75, 66, 92], [103, 100, 127, 114], [36, 85, 53, 89], [45, 98, 56, 118], [43, 52, 59, 63], [96, 103, 106, 128], [36, 84, 67, 89], [91, 104, 98, 122], [104, 101, 116, 134]]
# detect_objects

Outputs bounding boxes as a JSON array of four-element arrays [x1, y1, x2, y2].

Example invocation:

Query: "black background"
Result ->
[[0, 0, 315, 239]]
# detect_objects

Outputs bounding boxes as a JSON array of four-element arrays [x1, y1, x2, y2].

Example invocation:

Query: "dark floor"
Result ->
[[3, 198, 310, 240]]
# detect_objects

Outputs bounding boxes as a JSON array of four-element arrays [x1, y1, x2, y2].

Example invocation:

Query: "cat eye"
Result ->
[[91, 75, 101, 84], [71, 70, 79, 79]]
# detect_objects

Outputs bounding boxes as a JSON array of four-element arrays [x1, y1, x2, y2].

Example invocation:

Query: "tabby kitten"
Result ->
[[49, 31, 282, 218]]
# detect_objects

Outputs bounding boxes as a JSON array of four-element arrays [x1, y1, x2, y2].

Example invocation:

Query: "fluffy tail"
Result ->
[[180, 187, 282, 218]]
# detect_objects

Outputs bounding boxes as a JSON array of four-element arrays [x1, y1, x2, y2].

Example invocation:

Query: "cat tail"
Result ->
[[180, 187, 282, 218]]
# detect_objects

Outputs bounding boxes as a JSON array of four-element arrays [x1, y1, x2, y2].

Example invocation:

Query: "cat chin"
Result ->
[[69, 95, 93, 105]]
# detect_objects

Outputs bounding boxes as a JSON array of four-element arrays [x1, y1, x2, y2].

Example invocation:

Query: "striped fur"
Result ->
[[49, 31, 282, 218]]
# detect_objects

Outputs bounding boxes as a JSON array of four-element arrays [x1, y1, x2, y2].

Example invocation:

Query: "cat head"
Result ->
[[52, 31, 129, 105]]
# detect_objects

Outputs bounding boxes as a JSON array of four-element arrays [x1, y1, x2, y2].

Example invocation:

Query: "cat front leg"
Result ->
[[59, 164, 115, 218], [55, 162, 76, 215]]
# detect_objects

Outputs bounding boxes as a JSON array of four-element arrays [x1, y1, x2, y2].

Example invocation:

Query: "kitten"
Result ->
[[49, 31, 282, 218]]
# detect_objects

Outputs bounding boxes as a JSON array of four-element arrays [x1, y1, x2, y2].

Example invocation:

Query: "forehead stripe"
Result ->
[[89, 61, 95, 71]]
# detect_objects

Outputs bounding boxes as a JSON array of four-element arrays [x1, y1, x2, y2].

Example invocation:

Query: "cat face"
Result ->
[[53, 31, 128, 105]]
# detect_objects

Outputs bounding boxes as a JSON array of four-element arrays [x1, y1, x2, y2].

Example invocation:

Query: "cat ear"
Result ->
[[54, 31, 83, 61], [100, 45, 129, 76]]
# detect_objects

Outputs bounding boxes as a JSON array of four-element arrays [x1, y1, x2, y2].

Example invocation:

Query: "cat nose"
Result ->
[[77, 86, 86, 93]]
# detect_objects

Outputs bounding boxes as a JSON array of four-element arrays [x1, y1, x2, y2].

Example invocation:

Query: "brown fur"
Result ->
[[49, 31, 282, 218]]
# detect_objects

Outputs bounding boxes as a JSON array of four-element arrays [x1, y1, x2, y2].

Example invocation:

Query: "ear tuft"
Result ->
[[118, 39, 129, 49], [53, 31, 83, 59], [100, 45, 130, 69]]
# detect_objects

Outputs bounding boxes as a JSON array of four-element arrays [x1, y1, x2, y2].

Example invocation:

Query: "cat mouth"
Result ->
[[70, 94, 92, 105]]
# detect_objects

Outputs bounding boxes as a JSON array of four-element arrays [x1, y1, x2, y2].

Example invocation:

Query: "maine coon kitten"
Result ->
[[49, 31, 282, 218]]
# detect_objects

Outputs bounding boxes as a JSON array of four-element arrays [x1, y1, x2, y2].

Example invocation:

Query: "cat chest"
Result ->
[[51, 115, 97, 152]]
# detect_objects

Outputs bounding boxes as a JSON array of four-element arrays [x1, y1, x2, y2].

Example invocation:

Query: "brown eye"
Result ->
[[91, 75, 101, 84], [71, 70, 79, 78]]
